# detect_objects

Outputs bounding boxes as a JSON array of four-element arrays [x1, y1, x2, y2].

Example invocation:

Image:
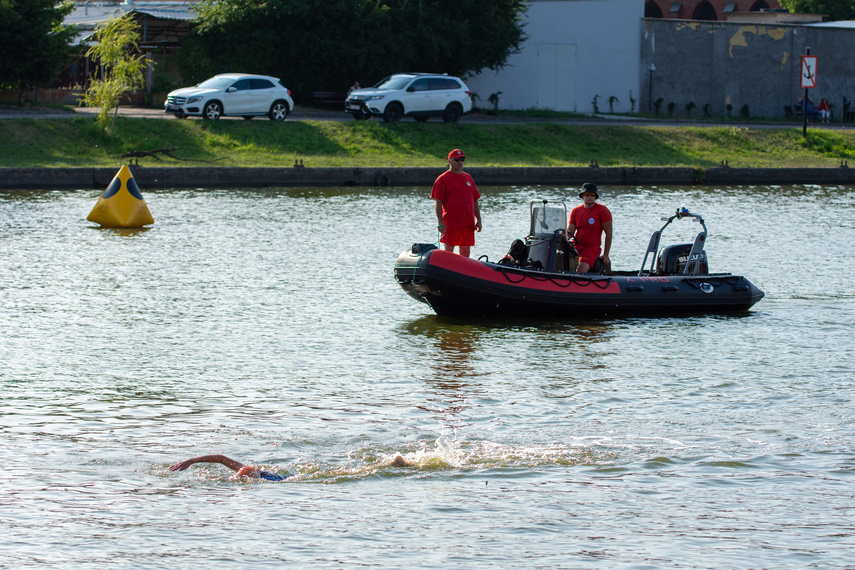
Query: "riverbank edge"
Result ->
[[2, 165, 854, 190]]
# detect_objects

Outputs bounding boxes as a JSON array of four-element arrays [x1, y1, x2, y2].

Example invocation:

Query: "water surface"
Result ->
[[1, 184, 853, 568]]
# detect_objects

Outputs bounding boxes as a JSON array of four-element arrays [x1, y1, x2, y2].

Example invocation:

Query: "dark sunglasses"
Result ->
[[452, 157, 465, 162], [583, 193, 597, 197]]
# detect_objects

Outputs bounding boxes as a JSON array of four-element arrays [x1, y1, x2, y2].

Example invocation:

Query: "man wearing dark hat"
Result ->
[[431, 149, 482, 257], [567, 183, 612, 273]]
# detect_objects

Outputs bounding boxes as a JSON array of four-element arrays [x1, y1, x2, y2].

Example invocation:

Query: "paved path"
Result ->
[[1, 104, 848, 130]]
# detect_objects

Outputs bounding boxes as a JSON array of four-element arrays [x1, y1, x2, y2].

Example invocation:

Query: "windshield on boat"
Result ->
[[529, 202, 567, 236]]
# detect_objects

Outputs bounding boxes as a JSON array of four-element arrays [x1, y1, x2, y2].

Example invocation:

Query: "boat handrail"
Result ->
[[638, 208, 708, 276]]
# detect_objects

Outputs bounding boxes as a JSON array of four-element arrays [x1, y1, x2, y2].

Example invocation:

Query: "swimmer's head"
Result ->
[[390, 454, 410, 467], [235, 465, 260, 479]]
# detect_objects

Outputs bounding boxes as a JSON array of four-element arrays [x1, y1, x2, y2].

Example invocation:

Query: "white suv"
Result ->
[[165, 73, 294, 121], [345, 73, 472, 122]]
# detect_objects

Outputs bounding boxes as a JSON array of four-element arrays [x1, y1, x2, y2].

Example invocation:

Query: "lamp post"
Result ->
[[648, 64, 656, 113]]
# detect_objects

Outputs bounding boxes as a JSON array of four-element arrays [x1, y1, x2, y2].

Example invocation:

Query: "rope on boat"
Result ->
[[496, 267, 613, 289], [682, 276, 742, 289]]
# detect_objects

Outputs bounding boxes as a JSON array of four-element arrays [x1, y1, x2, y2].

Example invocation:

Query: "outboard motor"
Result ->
[[656, 243, 709, 275], [525, 200, 576, 271]]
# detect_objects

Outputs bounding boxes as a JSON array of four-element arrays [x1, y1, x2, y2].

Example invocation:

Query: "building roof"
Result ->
[[806, 20, 855, 28], [66, 1, 201, 47]]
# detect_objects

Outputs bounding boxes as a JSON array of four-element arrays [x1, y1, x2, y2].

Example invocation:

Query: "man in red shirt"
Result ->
[[567, 183, 612, 273], [431, 149, 482, 257]]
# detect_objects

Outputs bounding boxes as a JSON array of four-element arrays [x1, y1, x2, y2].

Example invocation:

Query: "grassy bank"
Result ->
[[2, 115, 855, 168]]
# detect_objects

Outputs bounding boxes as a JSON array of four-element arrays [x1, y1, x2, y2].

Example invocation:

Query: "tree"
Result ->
[[0, 0, 77, 106], [177, 0, 528, 102], [779, 0, 855, 21], [80, 14, 153, 134]]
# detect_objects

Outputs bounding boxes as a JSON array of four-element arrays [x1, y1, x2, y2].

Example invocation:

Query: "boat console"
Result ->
[[524, 200, 575, 272]]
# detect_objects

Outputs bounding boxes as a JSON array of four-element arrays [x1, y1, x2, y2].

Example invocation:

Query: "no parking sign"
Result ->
[[801, 55, 818, 88]]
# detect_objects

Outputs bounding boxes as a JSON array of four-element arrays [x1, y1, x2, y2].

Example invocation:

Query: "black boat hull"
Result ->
[[394, 245, 765, 317]]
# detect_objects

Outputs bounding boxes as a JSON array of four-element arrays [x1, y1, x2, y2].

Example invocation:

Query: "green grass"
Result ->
[[2, 116, 855, 168]]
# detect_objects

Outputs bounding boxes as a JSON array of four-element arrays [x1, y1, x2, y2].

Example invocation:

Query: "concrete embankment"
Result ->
[[1, 165, 854, 190]]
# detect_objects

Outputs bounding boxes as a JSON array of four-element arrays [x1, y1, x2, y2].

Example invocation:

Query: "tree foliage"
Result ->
[[0, 0, 77, 105], [80, 14, 153, 134], [779, 0, 855, 21], [177, 0, 528, 102]]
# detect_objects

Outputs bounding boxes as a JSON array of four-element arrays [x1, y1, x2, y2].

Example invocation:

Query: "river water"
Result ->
[[1, 183, 853, 568]]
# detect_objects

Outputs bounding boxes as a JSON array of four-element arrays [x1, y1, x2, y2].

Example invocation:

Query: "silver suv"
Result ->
[[345, 73, 472, 122]]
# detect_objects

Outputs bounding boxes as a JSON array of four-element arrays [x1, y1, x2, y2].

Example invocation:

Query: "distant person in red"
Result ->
[[819, 97, 831, 123], [567, 183, 612, 273], [431, 149, 482, 257]]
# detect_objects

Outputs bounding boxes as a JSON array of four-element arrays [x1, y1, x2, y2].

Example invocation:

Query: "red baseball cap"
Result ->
[[448, 149, 465, 160]]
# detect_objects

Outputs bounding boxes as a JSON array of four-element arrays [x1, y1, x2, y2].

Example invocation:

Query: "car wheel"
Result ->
[[415, 116, 429, 123], [269, 101, 289, 121], [383, 102, 403, 122], [175, 113, 187, 120], [203, 101, 223, 120], [352, 113, 370, 121], [443, 103, 463, 123], [242, 116, 254, 120]]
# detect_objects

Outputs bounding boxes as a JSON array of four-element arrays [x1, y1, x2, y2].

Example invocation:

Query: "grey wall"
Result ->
[[641, 19, 855, 119], [467, 0, 643, 113]]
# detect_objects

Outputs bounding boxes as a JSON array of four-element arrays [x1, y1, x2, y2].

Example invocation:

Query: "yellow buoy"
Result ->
[[87, 165, 154, 228]]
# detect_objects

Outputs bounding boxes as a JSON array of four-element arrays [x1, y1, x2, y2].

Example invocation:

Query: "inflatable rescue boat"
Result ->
[[394, 201, 764, 317]]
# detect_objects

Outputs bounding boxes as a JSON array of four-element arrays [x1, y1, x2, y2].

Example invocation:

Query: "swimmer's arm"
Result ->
[[170, 454, 246, 473]]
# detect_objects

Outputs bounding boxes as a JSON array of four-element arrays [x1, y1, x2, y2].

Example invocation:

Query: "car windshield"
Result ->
[[374, 75, 415, 90], [196, 77, 238, 90]]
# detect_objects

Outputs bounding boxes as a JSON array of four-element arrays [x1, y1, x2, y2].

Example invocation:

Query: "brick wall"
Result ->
[[646, 0, 782, 20]]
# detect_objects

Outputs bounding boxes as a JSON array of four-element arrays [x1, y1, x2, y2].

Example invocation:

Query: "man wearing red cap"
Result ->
[[567, 182, 612, 273], [431, 149, 482, 257]]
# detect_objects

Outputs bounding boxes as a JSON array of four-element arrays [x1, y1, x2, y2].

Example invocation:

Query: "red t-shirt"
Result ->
[[431, 170, 480, 230], [569, 202, 612, 247]]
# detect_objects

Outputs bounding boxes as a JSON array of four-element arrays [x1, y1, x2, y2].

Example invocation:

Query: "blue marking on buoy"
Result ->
[[126, 177, 143, 200], [102, 177, 121, 199]]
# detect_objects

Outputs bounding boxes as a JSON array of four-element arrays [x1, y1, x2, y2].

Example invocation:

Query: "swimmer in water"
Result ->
[[170, 454, 288, 481], [170, 453, 410, 481]]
